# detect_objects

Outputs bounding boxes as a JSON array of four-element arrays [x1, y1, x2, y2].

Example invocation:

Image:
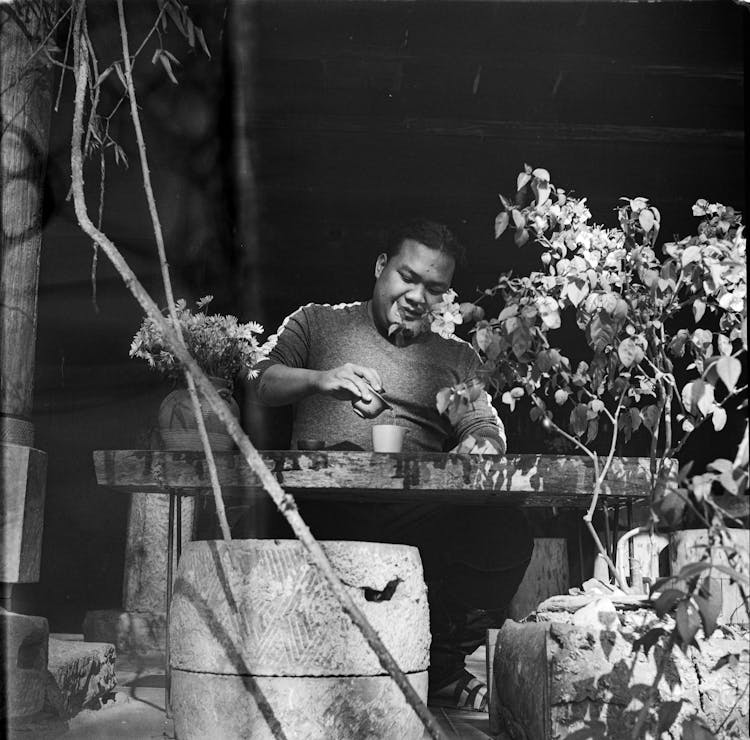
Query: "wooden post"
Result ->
[[1, 1, 56, 591]]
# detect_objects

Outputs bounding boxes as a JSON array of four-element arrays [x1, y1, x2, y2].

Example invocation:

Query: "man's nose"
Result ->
[[405, 284, 426, 305]]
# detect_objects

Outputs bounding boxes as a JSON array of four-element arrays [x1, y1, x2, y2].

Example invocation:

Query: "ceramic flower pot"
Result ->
[[158, 376, 239, 451]]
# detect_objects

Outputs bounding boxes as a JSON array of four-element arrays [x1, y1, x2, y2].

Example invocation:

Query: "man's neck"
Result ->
[[366, 300, 420, 346]]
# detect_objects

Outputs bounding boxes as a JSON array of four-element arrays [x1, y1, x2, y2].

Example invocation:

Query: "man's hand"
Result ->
[[315, 363, 384, 402], [450, 434, 503, 455]]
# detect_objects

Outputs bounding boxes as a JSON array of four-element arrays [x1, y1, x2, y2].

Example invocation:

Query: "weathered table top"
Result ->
[[93, 450, 661, 507]]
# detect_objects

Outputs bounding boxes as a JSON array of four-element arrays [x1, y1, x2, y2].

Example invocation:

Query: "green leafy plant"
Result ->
[[130, 295, 276, 383], [433, 165, 748, 736]]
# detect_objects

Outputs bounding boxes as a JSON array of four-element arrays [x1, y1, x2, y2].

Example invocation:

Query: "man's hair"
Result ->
[[385, 218, 466, 266]]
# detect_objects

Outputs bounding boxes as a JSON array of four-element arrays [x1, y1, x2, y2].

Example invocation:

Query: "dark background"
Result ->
[[22, 0, 746, 630]]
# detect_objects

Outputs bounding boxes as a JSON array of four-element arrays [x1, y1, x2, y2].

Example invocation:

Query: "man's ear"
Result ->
[[374, 253, 388, 279]]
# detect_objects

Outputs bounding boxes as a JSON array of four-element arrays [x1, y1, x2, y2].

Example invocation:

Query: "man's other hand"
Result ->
[[450, 434, 503, 455], [316, 363, 384, 402]]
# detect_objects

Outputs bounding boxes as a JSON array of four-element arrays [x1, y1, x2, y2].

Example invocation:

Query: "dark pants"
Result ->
[[273, 500, 534, 690]]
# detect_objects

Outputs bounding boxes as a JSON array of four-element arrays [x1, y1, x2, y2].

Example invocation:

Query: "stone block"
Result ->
[[82, 609, 165, 658], [170, 539, 430, 676], [1, 443, 47, 582], [122, 491, 194, 613], [1, 609, 49, 717], [44, 638, 116, 718], [492, 614, 750, 739], [171, 668, 428, 740]]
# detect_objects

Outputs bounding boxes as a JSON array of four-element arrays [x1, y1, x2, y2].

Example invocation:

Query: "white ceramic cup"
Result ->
[[372, 424, 408, 453]]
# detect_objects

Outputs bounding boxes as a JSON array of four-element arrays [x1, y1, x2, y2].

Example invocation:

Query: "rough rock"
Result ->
[[170, 668, 429, 740], [169, 539, 430, 676], [1, 609, 49, 717], [493, 614, 749, 740], [44, 638, 116, 718], [82, 609, 165, 657]]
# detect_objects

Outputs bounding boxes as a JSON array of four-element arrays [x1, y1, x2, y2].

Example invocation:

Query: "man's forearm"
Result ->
[[256, 364, 321, 406]]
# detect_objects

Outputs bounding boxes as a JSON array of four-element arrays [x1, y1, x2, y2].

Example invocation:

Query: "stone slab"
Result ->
[[493, 614, 750, 739], [44, 638, 116, 718], [170, 539, 430, 675], [171, 668, 429, 740], [1, 609, 49, 717], [1, 443, 47, 582], [83, 609, 165, 658]]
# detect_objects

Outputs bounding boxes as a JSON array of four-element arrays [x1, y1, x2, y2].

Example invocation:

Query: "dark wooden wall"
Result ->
[[26, 1, 745, 628]]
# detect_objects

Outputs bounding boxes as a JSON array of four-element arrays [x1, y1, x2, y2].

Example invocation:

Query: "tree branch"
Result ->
[[71, 14, 443, 737]]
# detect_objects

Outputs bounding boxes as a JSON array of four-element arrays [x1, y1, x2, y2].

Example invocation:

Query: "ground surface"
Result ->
[[9, 648, 499, 740]]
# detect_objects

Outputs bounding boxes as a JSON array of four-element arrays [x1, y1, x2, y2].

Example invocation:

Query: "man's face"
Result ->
[[371, 239, 455, 335]]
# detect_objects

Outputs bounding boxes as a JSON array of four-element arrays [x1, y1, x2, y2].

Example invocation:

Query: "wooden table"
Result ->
[[93, 449, 660, 712], [93, 449, 659, 506]]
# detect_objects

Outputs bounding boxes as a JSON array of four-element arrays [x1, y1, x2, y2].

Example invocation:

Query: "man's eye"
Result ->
[[428, 287, 444, 296]]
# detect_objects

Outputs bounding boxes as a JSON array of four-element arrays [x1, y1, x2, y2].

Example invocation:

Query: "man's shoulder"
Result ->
[[429, 330, 478, 360], [294, 301, 365, 324]]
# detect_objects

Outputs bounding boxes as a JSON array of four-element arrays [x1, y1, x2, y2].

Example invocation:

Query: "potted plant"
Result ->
[[130, 296, 275, 450]]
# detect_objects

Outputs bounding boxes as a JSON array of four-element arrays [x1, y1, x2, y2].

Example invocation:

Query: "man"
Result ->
[[255, 219, 532, 711]]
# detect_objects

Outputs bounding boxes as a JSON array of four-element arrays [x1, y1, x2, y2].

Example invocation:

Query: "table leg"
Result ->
[[176, 492, 183, 563], [165, 492, 175, 718], [612, 499, 620, 565]]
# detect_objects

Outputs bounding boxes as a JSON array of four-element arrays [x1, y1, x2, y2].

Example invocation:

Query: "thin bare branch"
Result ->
[[71, 17, 443, 737]]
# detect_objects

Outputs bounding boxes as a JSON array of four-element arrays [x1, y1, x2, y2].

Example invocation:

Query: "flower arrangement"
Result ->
[[129, 296, 276, 383]]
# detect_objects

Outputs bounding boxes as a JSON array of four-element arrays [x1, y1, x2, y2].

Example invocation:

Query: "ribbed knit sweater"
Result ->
[[256, 301, 505, 453]]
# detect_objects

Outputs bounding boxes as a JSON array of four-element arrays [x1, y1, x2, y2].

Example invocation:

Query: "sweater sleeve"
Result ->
[[453, 348, 507, 454], [255, 305, 312, 380]]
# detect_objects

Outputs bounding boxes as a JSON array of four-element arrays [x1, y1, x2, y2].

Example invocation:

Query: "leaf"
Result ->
[[696, 577, 722, 637], [711, 406, 727, 432], [494, 211, 509, 239], [566, 281, 588, 308], [532, 167, 550, 181], [587, 313, 616, 352], [554, 389, 569, 405], [717, 333, 732, 356], [159, 54, 179, 84], [693, 299, 706, 323], [436, 387, 452, 415], [675, 600, 701, 647], [655, 700, 684, 737], [498, 305, 519, 322], [514, 228, 529, 247], [629, 407, 642, 432], [653, 589, 686, 618], [638, 208, 655, 232], [195, 26, 211, 58], [712, 652, 741, 671], [511, 327, 531, 359], [516, 172, 532, 192], [681, 245, 703, 266], [632, 627, 666, 656], [585, 418, 599, 444], [681, 380, 715, 416], [641, 404, 660, 431], [653, 487, 686, 528], [617, 338, 644, 368], [570, 403, 589, 437], [536, 183, 551, 207], [715, 356, 741, 392]]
